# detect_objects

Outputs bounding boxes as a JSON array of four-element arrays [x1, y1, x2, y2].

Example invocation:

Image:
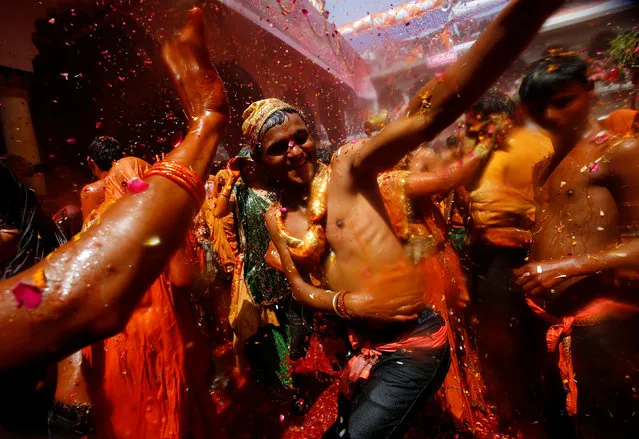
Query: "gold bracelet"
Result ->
[[331, 290, 351, 319], [331, 291, 341, 317]]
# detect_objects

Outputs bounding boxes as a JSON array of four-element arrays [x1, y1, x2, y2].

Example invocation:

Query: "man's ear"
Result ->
[[87, 157, 97, 175]]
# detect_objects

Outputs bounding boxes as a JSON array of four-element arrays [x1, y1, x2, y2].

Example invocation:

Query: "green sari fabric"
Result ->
[[234, 183, 293, 306], [234, 182, 293, 388]]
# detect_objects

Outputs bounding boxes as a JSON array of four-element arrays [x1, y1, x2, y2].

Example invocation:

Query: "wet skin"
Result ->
[[514, 83, 639, 314], [0, 8, 228, 370], [80, 180, 105, 221], [264, 0, 563, 323]]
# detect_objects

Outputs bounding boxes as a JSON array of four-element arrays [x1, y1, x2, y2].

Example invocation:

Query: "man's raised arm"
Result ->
[[0, 8, 229, 370], [350, 0, 562, 176]]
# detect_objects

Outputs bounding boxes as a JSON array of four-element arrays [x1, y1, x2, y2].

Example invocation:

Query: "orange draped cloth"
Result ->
[[602, 109, 638, 137], [526, 297, 639, 416], [377, 170, 499, 437], [83, 157, 219, 438]]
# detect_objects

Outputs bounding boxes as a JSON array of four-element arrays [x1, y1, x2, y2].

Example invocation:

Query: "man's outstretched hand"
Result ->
[[162, 7, 229, 127]]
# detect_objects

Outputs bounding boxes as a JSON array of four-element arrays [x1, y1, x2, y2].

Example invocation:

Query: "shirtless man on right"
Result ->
[[514, 55, 639, 438]]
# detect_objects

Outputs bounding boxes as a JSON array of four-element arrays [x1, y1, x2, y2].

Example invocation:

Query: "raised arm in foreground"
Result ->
[[350, 0, 562, 177], [0, 8, 229, 370]]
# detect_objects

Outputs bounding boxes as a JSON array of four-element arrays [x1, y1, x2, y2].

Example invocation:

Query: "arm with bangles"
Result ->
[[0, 8, 229, 370], [264, 209, 424, 322], [405, 111, 511, 198], [515, 139, 639, 296], [405, 131, 501, 197], [212, 160, 240, 218], [346, 0, 562, 178]]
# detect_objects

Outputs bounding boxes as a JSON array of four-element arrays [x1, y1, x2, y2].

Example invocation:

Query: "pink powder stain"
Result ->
[[127, 179, 149, 194], [12, 283, 43, 310]]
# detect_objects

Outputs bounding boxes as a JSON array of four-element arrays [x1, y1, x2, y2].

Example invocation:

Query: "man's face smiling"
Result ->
[[260, 113, 316, 187]]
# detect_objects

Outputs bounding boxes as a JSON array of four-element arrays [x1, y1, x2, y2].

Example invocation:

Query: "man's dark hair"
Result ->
[[88, 136, 125, 171], [519, 55, 589, 105], [471, 89, 516, 118]]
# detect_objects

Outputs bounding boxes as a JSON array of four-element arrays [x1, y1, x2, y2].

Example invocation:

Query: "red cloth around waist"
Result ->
[[340, 324, 448, 399], [526, 298, 639, 416]]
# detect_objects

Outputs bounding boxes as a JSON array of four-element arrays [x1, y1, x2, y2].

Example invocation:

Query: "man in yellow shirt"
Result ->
[[465, 91, 554, 436]]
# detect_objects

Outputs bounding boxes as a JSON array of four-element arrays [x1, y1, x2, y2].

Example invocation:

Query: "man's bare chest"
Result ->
[[535, 145, 618, 238]]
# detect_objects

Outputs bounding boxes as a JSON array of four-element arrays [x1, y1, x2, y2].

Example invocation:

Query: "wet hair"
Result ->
[[470, 89, 515, 118], [519, 55, 589, 105], [255, 108, 306, 160], [88, 136, 125, 171]]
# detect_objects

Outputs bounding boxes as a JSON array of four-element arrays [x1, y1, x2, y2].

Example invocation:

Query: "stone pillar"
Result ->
[[0, 68, 46, 194]]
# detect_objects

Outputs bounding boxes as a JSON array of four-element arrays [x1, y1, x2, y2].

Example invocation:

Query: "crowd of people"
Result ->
[[1, 0, 638, 438]]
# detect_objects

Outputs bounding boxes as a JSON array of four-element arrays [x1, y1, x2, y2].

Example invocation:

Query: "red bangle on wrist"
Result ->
[[145, 161, 205, 207], [333, 290, 351, 320]]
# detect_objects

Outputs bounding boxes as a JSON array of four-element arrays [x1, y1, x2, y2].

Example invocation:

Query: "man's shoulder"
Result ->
[[328, 138, 369, 170], [606, 135, 639, 169], [82, 180, 104, 192], [81, 180, 105, 199], [335, 138, 368, 156], [604, 134, 639, 158], [507, 127, 553, 154]]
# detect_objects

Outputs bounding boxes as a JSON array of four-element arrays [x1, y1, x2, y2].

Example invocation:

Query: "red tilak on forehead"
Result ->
[[288, 140, 295, 148]]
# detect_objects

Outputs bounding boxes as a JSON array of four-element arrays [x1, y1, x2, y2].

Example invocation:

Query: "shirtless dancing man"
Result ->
[[252, 1, 563, 437], [514, 55, 639, 438]]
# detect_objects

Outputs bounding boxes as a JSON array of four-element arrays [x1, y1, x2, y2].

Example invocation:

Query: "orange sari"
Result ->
[[84, 158, 219, 438], [378, 170, 499, 438]]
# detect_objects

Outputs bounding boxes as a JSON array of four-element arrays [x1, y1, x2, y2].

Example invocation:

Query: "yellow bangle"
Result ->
[[331, 291, 340, 316]]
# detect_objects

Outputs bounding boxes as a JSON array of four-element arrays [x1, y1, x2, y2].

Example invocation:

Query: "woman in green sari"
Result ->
[[213, 147, 294, 389]]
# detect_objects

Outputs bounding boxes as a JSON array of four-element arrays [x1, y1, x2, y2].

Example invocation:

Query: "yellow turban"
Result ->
[[241, 98, 298, 148]]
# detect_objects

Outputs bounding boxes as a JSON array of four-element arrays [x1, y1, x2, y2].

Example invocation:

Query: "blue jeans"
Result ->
[[329, 311, 451, 439]]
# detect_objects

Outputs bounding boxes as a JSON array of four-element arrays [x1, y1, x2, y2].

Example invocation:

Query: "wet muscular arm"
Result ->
[[349, 0, 562, 177], [0, 8, 229, 370]]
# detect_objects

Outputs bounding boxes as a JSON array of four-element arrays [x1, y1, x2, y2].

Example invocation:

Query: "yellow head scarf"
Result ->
[[241, 98, 299, 150]]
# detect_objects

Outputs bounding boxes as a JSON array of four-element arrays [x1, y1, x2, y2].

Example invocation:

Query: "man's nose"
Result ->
[[288, 143, 305, 160], [545, 106, 559, 122]]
